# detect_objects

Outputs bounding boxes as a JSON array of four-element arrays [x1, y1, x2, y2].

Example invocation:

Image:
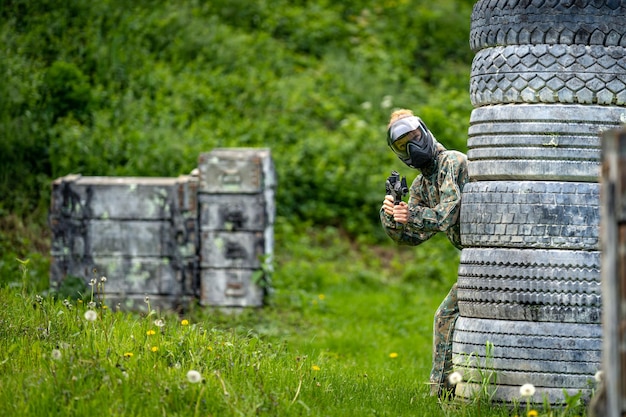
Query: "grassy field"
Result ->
[[0, 270, 458, 416], [0, 223, 590, 416]]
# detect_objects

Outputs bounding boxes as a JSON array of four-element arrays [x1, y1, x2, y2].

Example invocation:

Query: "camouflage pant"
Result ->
[[429, 283, 459, 397]]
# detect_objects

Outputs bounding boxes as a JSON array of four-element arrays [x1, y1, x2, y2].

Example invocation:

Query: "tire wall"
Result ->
[[453, 0, 626, 404]]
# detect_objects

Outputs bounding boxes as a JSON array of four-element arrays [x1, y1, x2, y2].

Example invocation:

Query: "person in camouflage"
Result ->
[[380, 109, 469, 398]]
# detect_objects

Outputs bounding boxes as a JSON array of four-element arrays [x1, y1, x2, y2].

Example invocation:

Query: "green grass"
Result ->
[[0, 280, 448, 416], [0, 224, 588, 416]]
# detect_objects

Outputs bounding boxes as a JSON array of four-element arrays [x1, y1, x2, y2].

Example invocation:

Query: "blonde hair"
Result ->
[[387, 109, 415, 129]]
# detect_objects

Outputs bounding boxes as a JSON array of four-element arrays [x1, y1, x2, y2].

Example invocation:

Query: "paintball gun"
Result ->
[[385, 170, 408, 205]]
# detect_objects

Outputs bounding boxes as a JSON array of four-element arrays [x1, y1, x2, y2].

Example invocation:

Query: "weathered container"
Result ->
[[197, 148, 275, 307], [199, 268, 264, 307], [50, 148, 275, 311], [197, 148, 276, 195], [50, 174, 198, 311]]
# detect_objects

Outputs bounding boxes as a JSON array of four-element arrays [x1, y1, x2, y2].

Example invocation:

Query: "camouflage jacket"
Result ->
[[380, 142, 469, 249]]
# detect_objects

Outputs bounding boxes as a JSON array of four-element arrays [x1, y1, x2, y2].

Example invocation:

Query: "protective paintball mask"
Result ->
[[387, 116, 436, 169]]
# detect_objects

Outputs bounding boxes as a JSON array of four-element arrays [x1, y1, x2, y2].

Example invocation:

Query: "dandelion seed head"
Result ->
[[595, 370, 604, 383], [154, 319, 165, 327], [520, 383, 536, 397], [84, 310, 97, 322], [100, 276, 107, 283], [51, 349, 62, 360], [87, 301, 96, 309], [186, 370, 202, 383], [448, 371, 463, 385]]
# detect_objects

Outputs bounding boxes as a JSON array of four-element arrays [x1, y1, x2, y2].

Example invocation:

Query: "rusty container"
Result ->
[[197, 148, 275, 307], [50, 174, 199, 311]]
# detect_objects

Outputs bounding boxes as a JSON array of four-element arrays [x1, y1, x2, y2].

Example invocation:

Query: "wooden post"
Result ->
[[597, 126, 626, 416]]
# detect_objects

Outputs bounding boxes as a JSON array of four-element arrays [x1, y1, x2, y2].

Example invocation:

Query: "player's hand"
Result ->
[[382, 195, 395, 216], [393, 201, 408, 224]]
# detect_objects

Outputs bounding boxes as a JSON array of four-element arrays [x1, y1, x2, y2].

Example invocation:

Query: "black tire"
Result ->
[[460, 181, 599, 250], [457, 248, 601, 323], [470, 45, 626, 107], [470, 0, 626, 52], [452, 317, 600, 403], [467, 104, 626, 181]]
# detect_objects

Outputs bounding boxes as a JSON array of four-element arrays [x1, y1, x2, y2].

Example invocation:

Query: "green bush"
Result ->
[[1, 0, 473, 234]]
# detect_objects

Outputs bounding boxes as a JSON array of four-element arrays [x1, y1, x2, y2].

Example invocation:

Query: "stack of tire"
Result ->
[[452, 0, 626, 404]]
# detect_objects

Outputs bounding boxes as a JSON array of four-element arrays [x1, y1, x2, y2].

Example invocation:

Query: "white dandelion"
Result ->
[[84, 310, 98, 322], [448, 371, 463, 385], [187, 370, 202, 384], [520, 383, 536, 397], [51, 349, 62, 360], [595, 370, 604, 383], [154, 319, 165, 328]]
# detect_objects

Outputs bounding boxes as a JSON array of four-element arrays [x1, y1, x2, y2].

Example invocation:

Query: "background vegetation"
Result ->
[[0, 0, 540, 415], [0, 0, 472, 248]]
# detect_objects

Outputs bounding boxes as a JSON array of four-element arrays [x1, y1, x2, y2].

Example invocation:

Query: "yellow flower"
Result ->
[[181, 319, 189, 326], [207, 346, 213, 351], [151, 346, 159, 352], [318, 294, 325, 300], [389, 352, 398, 359], [123, 352, 134, 358], [527, 411, 538, 417], [311, 365, 321, 371], [146, 330, 156, 336]]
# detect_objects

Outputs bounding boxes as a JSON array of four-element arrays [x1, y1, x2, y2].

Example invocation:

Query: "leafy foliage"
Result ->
[[0, 0, 473, 240]]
